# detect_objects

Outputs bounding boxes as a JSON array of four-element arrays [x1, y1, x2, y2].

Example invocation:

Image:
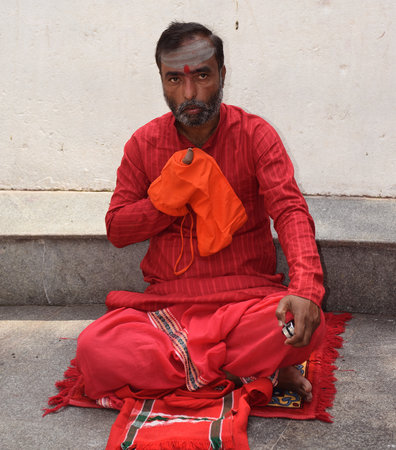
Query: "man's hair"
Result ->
[[155, 22, 224, 71]]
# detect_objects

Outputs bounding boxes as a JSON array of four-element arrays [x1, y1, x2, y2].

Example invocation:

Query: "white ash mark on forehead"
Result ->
[[161, 39, 215, 70]]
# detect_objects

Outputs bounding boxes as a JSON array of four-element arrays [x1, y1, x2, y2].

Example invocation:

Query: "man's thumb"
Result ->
[[275, 301, 287, 327], [182, 147, 194, 165]]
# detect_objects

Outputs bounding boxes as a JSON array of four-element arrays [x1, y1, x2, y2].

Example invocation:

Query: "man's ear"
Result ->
[[221, 66, 226, 87]]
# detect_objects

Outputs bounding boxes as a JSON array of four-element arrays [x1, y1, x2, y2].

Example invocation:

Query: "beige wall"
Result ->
[[1, 0, 395, 196]]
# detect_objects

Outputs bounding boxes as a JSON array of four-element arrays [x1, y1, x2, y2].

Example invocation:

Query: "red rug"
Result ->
[[44, 312, 351, 449]]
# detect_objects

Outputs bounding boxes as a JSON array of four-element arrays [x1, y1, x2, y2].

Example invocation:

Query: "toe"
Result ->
[[301, 377, 312, 393], [300, 378, 313, 402]]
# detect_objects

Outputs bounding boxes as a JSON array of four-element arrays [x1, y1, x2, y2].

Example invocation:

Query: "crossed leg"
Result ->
[[184, 294, 326, 400], [76, 307, 186, 399], [76, 295, 325, 401]]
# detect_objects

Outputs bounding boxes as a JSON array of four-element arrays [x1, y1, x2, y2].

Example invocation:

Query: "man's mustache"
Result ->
[[178, 100, 208, 113]]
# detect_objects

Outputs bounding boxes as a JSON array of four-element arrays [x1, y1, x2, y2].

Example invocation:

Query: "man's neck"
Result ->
[[175, 114, 220, 148]]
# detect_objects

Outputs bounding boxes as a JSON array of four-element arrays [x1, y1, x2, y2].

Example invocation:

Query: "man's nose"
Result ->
[[183, 77, 197, 100]]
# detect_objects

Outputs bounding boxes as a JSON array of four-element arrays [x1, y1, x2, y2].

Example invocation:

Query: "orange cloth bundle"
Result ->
[[148, 148, 247, 258]]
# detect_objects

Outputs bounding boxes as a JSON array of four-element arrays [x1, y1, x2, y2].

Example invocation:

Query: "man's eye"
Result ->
[[198, 73, 208, 80], [169, 77, 179, 83]]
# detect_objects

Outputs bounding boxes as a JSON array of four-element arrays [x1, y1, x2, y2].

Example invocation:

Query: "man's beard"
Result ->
[[164, 85, 223, 127]]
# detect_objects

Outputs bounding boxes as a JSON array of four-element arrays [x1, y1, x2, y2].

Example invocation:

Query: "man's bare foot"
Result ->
[[277, 366, 313, 402], [224, 371, 243, 388]]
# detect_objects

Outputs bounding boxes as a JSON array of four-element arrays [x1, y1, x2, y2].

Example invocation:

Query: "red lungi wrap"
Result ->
[[76, 294, 325, 399]]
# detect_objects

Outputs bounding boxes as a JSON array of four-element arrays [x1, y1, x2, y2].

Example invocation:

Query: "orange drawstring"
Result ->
[[174, 211, 195, 276]]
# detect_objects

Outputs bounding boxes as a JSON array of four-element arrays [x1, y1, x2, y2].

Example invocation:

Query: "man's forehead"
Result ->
[[160, 38, 215, 72]]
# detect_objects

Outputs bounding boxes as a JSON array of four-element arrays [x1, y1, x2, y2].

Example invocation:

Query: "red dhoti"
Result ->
[[76, 294, 325, 399]]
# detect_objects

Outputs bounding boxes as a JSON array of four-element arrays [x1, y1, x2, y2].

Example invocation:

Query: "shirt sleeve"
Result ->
[[105, 136, 176, 248], [254, 127, 325, 306]]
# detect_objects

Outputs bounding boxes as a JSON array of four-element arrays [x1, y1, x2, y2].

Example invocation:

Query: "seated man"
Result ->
[[76, 22, 326, 404]]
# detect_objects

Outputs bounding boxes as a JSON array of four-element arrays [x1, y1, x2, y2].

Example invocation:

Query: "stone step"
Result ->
[[1, 191, 395, 313]]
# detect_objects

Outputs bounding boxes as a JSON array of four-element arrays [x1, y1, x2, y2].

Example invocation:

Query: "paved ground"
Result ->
[[1, 305, 395, 449]]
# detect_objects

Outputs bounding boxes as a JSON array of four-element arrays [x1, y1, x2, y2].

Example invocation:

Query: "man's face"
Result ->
[[160, 37, 225, 127]]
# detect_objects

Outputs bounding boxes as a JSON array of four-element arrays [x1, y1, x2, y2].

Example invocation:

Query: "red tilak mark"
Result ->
[[183, 65, 190, 74]]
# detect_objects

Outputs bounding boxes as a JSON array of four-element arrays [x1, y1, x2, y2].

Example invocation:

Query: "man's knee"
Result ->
[[75, 321, 107, 370]]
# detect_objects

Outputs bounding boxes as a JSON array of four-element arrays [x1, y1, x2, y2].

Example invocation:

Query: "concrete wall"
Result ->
[[1, 0, 395, 197]]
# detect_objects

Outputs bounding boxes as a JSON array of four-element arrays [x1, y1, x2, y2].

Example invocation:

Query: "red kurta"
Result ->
[[76, 104, 326, 399], [105, 103, 324, 305]]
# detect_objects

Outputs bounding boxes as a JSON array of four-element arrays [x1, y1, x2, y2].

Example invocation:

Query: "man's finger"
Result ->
[[282, 308, 304, 345], [285, 329, 310, 347], [275, 298, 288, 327], [182, 147, 194, 165], [285, 313, 314, 347], [284, 323, 305, 346]]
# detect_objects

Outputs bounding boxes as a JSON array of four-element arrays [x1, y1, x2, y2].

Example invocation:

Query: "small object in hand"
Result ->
[[282, 320, 295, 339]]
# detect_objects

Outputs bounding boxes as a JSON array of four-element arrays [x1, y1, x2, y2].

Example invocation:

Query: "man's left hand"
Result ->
[[275, 295, 321, 347]]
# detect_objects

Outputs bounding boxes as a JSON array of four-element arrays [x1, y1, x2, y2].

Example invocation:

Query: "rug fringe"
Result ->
[[42, 358, 81, 417], [314, 312, 352, 422]]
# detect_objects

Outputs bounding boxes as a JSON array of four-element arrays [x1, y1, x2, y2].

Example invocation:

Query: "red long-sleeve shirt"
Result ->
[[105, 104, 324, 306]]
